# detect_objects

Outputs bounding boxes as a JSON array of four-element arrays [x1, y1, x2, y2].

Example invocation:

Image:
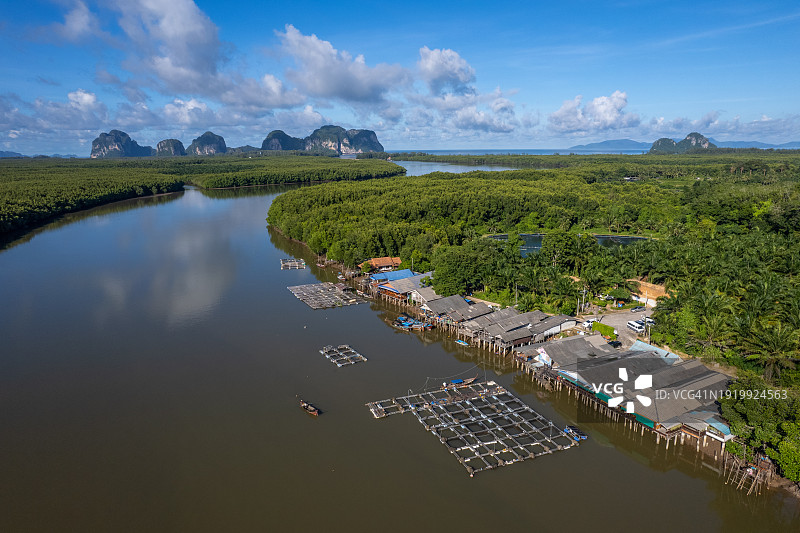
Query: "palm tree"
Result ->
[[687, 313, 732, 360], [743, 320, 800, 382]]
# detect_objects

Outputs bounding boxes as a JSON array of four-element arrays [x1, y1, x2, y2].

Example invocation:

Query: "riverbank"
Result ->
[[0, 155, 403, 237]]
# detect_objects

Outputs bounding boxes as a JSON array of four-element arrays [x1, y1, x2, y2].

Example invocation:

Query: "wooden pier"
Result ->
[[288, 282, 364, 309], [319, 344, 367, 367], [280, 258, 306, 269], [367, 380, 577, 476]]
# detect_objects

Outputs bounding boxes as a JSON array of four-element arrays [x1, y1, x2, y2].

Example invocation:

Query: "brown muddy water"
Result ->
[[1, 186, 798, 532]]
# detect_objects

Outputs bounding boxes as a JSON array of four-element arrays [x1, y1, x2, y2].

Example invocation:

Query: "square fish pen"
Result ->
[[320, 344, 368, 367], [366, 381, 576, 476], [287, 282, 364, 309], [280, 258, 306, 269]]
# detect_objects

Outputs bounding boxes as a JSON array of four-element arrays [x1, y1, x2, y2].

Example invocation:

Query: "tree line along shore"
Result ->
[[2, 151, 799, 484], [0, 155, 403, 235]]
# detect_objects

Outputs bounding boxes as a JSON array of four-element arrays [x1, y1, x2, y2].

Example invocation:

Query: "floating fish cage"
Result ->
[[280, 258, 306, 269], [320, 344, 368, 367], [367, 380, 576, 476], [287, 282, 364, 309]]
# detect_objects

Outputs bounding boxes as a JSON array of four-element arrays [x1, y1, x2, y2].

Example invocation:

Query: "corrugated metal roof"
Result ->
[[424, 295, 471, 315], [413, 287, 441, 303], [370, 269, 415, 282], [447, 302, 494, 322], [385, 271, 434, 294]]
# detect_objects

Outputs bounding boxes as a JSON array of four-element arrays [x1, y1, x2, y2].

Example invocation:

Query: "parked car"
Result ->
[[644, 317, 655, 326], [630, 306, 646, 313], [582, 318, 598, 329], [627, 320, 645, 333], [607, 340, 622, 348]]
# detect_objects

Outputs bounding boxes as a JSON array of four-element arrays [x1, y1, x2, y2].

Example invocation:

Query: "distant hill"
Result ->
[[261, 125, 384, 155], [156, 139, 186, 157], [226, 145, 262, 155], [567, 136, 800, 153], [187, 131, 227, 156], [649, 132, 716, 154], [568, 139, 650, 151], [91, 130, 155, 158], [709, 138, 800, 149], [0, 150, 24, 158]]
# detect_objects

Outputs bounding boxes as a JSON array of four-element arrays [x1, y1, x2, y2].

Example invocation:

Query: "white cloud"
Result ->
[[28, 89, 109, 131], [278, 24, 409, 103], [163, 98, 215, 126], [417, 46, 475, 95], [270, 105, 327, 135], [46, 0, 105, 42], [645, 111, 800, 142], [102, 1, 302, 110], [453, 106, 515, 133], [548, 90, 640, 134], [113, 0, 221, 93]]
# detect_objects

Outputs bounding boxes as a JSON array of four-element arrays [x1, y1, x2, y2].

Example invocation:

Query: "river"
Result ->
[[1, 186, 798, 532]]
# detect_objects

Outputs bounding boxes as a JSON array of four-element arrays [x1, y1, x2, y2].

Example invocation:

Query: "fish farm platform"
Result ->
[[288, 282, 364, 309], [320, 344, 367, 367], [367, 381, 576, 476], [280, 258, 306, 269]]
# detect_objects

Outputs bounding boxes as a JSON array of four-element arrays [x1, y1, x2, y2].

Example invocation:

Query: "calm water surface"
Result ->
[[490, 233, 649, 256], [1, 186, 798, 532], [394, 160, 519, 175]]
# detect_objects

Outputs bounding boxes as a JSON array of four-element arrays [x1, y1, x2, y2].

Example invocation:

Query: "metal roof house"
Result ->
[[461, 309, 576, 351], [518, 337, 733, 440], [376, 271, 434, 300], [422, 295, 472, 316], [369, 269, 416, 283]]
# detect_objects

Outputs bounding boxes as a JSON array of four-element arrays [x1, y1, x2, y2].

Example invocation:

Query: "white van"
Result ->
[[627, 320, 645, 333]]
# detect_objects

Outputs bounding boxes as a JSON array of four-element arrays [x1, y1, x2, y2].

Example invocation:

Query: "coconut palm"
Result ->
[[743, 320, 800, 382]]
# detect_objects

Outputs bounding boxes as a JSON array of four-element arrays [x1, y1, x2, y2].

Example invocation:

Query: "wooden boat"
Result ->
[[565, 425, 588, 441], [299, 397, 320, 416], [455, 339, 469, 346], [442, 376, 478, 389]]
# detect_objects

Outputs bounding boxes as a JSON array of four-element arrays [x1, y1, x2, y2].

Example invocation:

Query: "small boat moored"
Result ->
[[455, 339, 469, 346], [442, 376, 478, 389], [565, 425, 588, 441], [299, 397, 320, 416]]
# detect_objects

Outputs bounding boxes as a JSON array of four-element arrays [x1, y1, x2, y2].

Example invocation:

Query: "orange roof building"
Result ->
[[359, 256, 402, 271]]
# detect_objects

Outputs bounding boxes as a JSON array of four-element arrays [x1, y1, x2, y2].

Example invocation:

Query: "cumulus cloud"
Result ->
[[278, 24, 409, 103], [45, 0, 106, 42], [648, 111, 720, 136], [645, 111, 800, 142], [113, 0, 220, 93], [163, 98, 216, 126], [417, 46, 475, 95], [453, 106, 515, 133], [99, 1, 302, 110], [270, 105, 327, 134], [31, 89, 109, 131], [548, 90, 640, 134]]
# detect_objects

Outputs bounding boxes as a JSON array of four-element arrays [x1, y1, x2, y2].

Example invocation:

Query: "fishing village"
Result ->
[[285, 254, 779, 494]]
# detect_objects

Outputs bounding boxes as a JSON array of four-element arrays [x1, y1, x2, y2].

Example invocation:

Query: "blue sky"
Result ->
[[2, 0, 799, 154]]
